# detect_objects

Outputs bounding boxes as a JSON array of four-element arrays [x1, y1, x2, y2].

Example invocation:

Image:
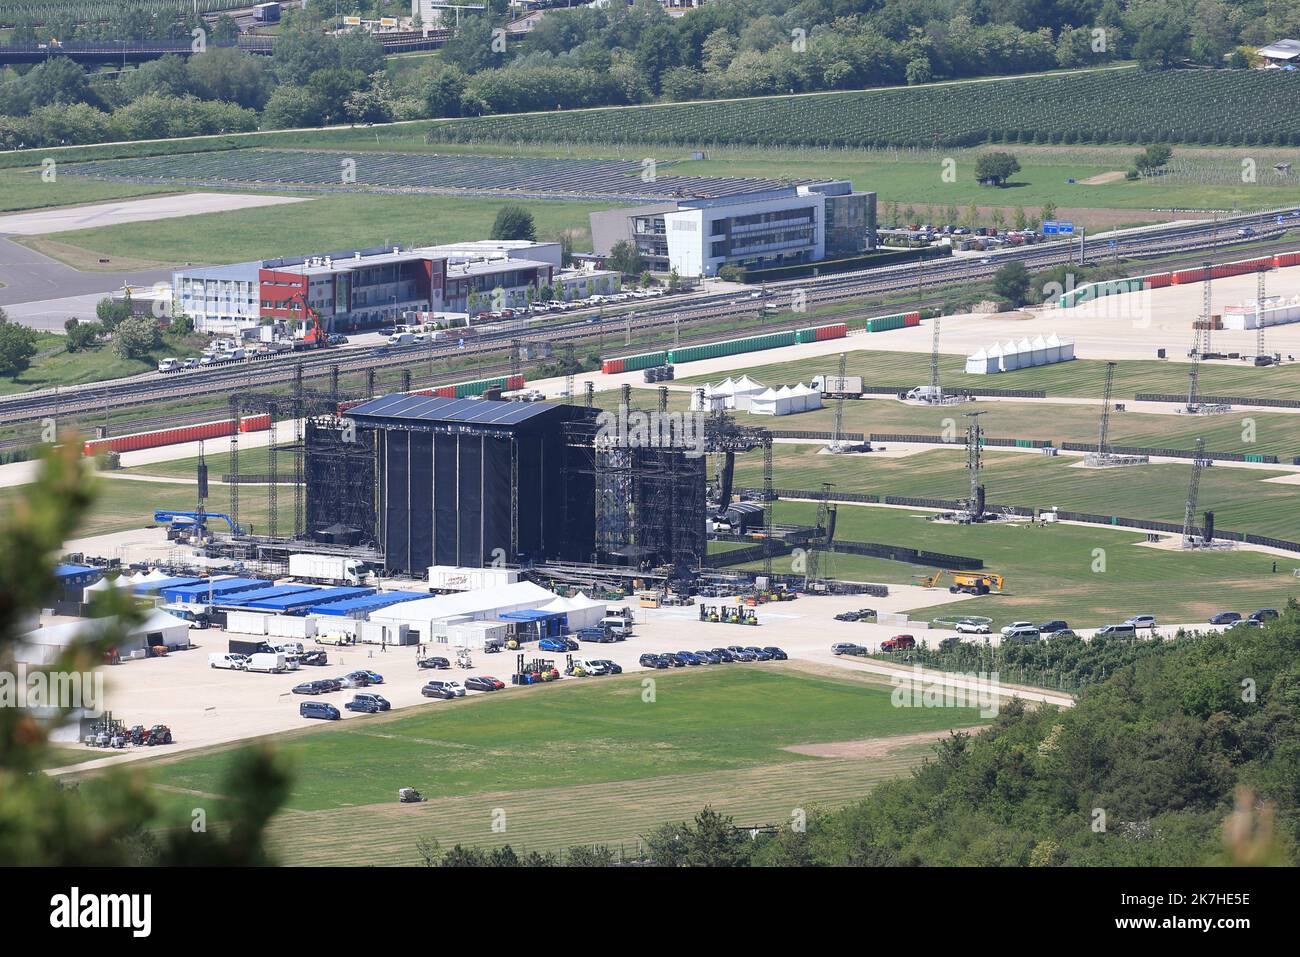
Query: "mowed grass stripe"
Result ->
[[262, 755, 921, 865]]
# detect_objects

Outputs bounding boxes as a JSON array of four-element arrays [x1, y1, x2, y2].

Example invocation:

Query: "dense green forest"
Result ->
[[1, 0, 1296, 149]]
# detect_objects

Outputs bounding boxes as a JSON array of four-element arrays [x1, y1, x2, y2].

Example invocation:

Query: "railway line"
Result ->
[[1, 208, 1296, 435]]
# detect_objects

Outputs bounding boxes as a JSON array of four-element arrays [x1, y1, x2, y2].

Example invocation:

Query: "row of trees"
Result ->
[[1, 1, 1286, 148]]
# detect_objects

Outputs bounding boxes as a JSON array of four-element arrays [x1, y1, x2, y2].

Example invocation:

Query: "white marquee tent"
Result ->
[[16, 609, 192, 665], [368, 580, 558, 642]]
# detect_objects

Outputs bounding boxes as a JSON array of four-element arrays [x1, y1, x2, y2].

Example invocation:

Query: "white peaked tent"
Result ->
[[730, 375, 768, 410], [541, 592, 607, 631], [690, 388, 727, 413], [1043, 333, 1062, 363], [999, 340, 1021, 371], [1015, 338, 1035, 368], [1058, 337, 1076, 360], [1029, 335, 1050, 366], [748, 387, 780, 416], [141, 569, 173, 583], [965, 348, 999, 375], [987, 342, 1004, 372], [1023, 336, 1044, 366], [790, 383, 823, 411], [83, 575, 131, 602]]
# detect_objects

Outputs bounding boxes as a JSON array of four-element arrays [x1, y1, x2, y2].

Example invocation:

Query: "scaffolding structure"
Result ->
[[1083, 360, 1147, 468]]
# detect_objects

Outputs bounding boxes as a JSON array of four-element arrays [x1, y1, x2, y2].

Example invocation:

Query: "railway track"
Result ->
[[2, 209, 1296, 434]]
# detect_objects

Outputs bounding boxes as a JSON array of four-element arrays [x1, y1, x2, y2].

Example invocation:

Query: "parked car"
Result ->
[[300, 701, 341, 720], [538, 637, 568, 652], [1230, 618, 1263, 630], [1124, 615, 1158, 630], [577, 626, 615, 643], [1038, 620, 1070, 634], [1000, 621, 1036, 637], [880, 634, 916, 653], [1001, 625, 1040, 643], [418, 656, 451, 669], [421, 681, 457, 699], [592, 659, 622, 674], [338, 673, 371, 689], [443, 681, 467, 697], [1209, 611, 1242, 625], [744, 646, 773, 661], [1050, 629, 1079, 640], [831, 642, 865, 656], [672, 651, 702, 666], [639, 653, 668, 669], [1094, 623, 1137, 638], [938, 635, 963, 652], [955, 620, 990, 634], [1249, 608, 1279, 622], [762, 646, 788, 660], [465, 676, 502, 692], [711, 648, 737, 662], [345, 693, 391, 713], [292, 681, 325, 695], [726, 646, 757, 661], [298, 650, 329, 667], [694, 649, 722, 664]]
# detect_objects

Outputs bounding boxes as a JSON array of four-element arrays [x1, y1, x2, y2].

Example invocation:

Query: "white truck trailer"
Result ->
[[289, 554, 364, 585]]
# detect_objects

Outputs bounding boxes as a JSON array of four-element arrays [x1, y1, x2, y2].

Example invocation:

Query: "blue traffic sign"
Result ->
[[1042, 221, 1059, 234], [1059, 221, 1075, 234]]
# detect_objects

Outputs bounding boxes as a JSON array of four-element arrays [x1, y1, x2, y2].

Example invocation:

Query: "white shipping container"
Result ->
[[447, 620, 508, 651], [427, 566, 521, 592], [266, 615, 317, 639], [225, 611, 268, 636]]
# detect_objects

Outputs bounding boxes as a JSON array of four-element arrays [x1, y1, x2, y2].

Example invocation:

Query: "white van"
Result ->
[[388, 332, 415, 346], [157, 358, 181, 373], [244, 652, 287, 673], [269, 640, 305, 656], [209, 653, 248, 670], [598, 616, 632, 638]]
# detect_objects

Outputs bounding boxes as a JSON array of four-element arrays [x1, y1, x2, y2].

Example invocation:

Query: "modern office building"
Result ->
[[171, 240, 612, 335], [589, 180, 875, 278]]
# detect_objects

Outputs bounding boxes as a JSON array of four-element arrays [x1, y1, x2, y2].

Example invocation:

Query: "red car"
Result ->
[[880, 635, 916, 653]]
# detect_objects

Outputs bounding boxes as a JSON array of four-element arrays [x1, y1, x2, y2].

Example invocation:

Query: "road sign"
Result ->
[[1058, 221, 1075, 235], [1042, 221, 1059, 235], [1108, 240, 1117, 248]]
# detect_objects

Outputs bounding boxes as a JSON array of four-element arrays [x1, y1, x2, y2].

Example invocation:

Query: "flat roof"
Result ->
[[162, 577, 269, 599], [242, 586, 375, 611], [54, 564, 98, 578], [216, 584, 322, 606], [346, 394, 560, 427], [133, 576, 205, 592], [309, 591, 428, 617]]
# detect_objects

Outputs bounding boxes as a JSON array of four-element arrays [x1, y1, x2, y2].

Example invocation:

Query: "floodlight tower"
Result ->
[[1201, 260, 1213, 355], [1181, 437, 1208, 547], [963, 410, 986, 520], [1096, 361, 1117, 459], [1257, 265, 1268, 359], [929, 314, 941, 395], [831, 352, 847, 450]]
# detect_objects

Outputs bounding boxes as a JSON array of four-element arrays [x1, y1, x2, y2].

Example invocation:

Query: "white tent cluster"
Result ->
[[965, 334, 1074, 374], [1223, 295, 1300, 330], [689, 375, 767, 411], [539, 593, 609, 631], [748, 383, 824, 416]]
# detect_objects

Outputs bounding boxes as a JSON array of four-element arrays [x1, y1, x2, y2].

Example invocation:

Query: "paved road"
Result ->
[[0, 237, 172, 316]]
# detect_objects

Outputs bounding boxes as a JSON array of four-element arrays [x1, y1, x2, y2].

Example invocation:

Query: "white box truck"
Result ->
[[244, 652, 287, 674], [289, 554, 364, 585], [812, 374, 864, 399], [427, 565, 520, 592]]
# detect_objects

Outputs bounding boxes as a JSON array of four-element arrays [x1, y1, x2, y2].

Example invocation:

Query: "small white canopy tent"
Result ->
[[82, 575, 131, 603], [1028, 336, 1048, 366], [1043, 333, 1062, 363], [748, 387, 781, 416], [1000, 340, 1022, 371], [965, 348, 998, 375], [1016, 337, 1036, 367], [791, 383, 823, 411], [730, 375, 767, 411]]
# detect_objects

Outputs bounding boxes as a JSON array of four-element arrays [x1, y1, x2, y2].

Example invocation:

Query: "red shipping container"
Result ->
[[435, 386, 455, 398], [602, 359, 625, 375]]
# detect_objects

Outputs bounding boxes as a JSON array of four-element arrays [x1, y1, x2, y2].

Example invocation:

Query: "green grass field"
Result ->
[[737, 502, 1300, 628], [0, 473, 269, 540], [0, 334, 206, 397], [16, 193, 605, 269], [730, 444, 1300, 541], [0, 169, 176, 214], [679, 350, 1300, 403], [112, 666, 983, 862]]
